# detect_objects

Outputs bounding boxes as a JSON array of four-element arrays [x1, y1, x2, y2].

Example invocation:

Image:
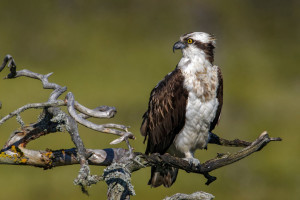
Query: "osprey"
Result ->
[[140, 32, 223, 187]]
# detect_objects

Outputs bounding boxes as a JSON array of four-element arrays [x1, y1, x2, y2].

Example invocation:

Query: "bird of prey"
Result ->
[[140, 32, 223, 188]]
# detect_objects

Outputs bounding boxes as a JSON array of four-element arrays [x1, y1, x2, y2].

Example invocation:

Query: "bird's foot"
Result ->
[[183, 157, 201, 169]]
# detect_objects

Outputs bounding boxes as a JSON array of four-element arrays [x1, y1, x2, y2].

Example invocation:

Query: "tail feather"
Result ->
[[148, 166, 178, 188]]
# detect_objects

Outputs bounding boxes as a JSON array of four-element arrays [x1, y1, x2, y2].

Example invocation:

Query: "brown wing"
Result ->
[[141, 68, 188, 154], [209, 67, 223, 132]]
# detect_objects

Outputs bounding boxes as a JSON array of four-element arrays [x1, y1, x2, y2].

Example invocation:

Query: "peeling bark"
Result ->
[[0, 55, 282, 200]]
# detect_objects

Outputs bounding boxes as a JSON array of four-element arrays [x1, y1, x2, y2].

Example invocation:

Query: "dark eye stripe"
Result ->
[[194, 41, 215, 63]]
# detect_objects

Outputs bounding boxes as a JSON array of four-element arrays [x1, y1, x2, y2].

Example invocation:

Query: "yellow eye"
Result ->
[[187, 38, 193, 44]]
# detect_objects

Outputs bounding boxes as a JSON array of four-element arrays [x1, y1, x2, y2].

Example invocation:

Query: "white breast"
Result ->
[[172, 60, 219, 157], [174, 95, 219, 153]]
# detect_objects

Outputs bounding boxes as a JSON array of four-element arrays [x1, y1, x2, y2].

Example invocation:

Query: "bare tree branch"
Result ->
[[0, 55, 282, 200], [138, 131, 281, 185], [0, 55, 135, 195], [5, 69, 67, 101], [74, 101, 116, 119], [0, 100, 66, 125], [208, 132, 252, 147], [103, 163, 136, 200], [0, 128, 281, 184], [163, 191, 215, 200], [65, 92, 135, 145], [0, 55, 16, 76]]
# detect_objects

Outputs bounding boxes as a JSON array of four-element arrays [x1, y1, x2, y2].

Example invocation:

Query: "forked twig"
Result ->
[[0, 55, 135, 194], [0, 55, 281, 200]]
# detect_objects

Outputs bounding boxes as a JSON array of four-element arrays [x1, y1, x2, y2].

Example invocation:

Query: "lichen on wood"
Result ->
[[0, 55, 282, 200]]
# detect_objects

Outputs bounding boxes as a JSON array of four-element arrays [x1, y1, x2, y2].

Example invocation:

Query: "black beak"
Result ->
[[173, 41, 186, 53]]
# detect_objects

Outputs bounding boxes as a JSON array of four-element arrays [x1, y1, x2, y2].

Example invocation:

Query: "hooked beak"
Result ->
[[173, 41, 186, 53]]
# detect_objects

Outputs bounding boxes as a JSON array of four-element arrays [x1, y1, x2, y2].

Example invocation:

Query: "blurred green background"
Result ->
[[0, 0, 299, 199]]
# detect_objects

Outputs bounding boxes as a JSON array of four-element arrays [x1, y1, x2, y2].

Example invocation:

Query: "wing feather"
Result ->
[[141, 68, 188, 154], [209, 67, 223, 131]]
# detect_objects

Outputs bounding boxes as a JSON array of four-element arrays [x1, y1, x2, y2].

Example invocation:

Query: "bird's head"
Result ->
[[173, 32, 216, 63]]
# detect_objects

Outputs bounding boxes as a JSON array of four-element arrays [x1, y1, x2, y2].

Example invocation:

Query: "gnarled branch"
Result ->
[[0, 55, 282, 200], [163, 191, 215, 200], [0, 55, 135, 194]]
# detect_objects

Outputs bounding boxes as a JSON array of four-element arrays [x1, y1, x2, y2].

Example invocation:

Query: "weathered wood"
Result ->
[[103, 163, 135, 200], [0, 129, 281, 186], [0, 55, 282, 200], [163, 191, 215, 200]]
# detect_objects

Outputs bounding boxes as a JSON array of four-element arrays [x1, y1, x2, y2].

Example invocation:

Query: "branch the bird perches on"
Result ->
[[0, 55, 281, 200]]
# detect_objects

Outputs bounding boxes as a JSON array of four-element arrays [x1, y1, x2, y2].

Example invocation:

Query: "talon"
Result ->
[[183, 157, 201, 169]]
